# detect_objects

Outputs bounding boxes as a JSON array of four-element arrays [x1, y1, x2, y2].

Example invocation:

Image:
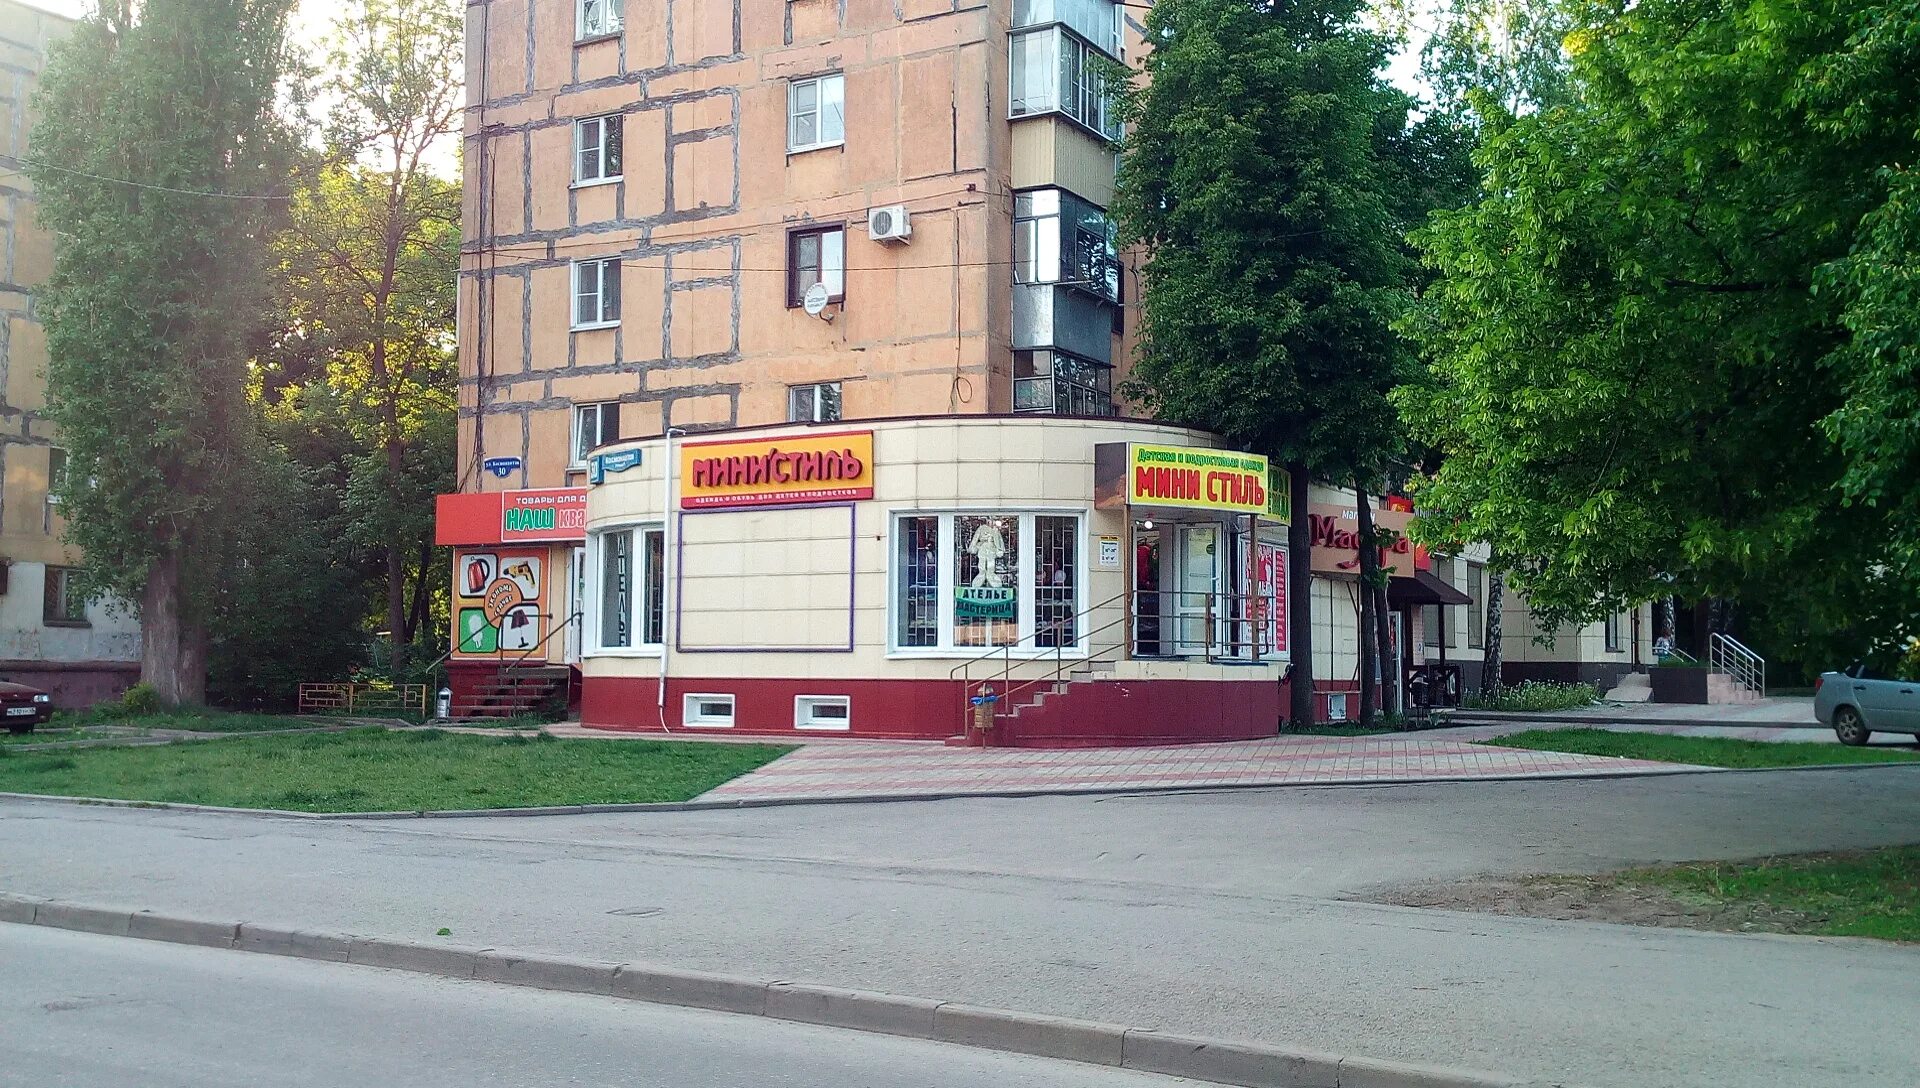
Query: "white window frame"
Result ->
[[46, 446, 67, 507], [571, 401, 621, 468], [886, 510, 1089, 659], [787, 73, 846, 153], [794, 695, 851, 731], [574, 114, 623, 187], [577, 0, 623, 41], [571, 257, 621, 330], [683, 693, 736, 728], [1008, 26, 1122, 141], [586, 523, 667, 658], [788, 381, 843, 423]]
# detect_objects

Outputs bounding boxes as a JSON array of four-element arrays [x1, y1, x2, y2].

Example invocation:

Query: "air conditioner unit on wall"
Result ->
[[868, 205, 912, 244]]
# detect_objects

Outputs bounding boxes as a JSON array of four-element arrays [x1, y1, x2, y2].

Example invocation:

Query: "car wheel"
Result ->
[[1833, 707, 1870, 747]]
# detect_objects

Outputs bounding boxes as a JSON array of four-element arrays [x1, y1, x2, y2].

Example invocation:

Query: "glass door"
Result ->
[[1174, 524, 1218, 656], [567, 546, 586, 664]]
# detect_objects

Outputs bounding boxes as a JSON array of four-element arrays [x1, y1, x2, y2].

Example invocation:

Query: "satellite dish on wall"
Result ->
[[802, 281, 833, 320]]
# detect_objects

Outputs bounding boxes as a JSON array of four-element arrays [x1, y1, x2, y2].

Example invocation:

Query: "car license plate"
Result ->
[[6, 706, 36, 716]]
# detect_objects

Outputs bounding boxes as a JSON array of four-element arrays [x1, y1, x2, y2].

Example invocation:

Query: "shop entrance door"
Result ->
[[1133, 529, 1163, 656], [566, 546, 586, 664], [1174, 524, 1219, 656]]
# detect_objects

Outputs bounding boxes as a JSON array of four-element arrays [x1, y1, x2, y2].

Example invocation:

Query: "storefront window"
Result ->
[[892, 512, 1082, 652], [1035, 516, 1077, 646], [594, 525, 664, 651], [897, 516, 940, 648], [955, 515, 1022, 647], [600, 530, 631, 648]]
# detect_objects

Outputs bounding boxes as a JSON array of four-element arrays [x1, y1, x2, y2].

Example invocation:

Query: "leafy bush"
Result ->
[[120, 682, 162, 715], [1464, 680, 1599, 713]]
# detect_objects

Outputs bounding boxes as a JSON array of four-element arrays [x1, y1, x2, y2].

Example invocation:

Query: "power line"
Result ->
[[0, 156, 290, 201]]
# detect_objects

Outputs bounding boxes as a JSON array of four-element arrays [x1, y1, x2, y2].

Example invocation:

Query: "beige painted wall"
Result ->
[[583, 415, 1278, 683]]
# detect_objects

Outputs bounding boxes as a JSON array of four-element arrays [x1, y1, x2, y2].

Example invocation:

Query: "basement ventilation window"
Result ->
[[794, 695, 851, 731], [1325, 692, 1350, 722], [683, 693, 736, 728]]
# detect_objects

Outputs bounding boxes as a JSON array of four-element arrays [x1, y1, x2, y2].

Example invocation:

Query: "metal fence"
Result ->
[[297, 683, 429, 717]]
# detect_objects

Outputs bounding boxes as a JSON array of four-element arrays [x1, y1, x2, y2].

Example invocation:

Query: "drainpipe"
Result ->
[[657, 428, 685, 731]]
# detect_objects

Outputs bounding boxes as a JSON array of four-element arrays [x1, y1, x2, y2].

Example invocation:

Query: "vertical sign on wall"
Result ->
[[1256, 542, 1288, 656]]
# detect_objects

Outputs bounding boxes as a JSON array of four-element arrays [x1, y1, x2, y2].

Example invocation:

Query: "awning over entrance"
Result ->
[[1387, 568, 1472, 607]]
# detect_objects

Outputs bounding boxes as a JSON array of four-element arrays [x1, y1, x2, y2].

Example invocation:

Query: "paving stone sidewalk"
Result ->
[[686, 733, 1703, 803]]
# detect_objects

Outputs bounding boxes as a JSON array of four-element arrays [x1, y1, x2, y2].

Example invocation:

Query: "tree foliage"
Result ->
[[29, 0, 298, 704], [1113, 0, 1418, 483], [1398, 0, 1920, 666]]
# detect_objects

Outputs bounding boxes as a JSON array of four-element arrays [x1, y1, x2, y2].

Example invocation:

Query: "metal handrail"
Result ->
[[1709, 632, 1766, 698], [949, 591, 1128, 732], [1130, 590, 1276, 659], [499, 610, 583, 675]]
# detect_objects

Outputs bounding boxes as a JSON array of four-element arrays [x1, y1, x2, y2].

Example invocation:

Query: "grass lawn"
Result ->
[[1484, 728, 1920, 768], [0, 728, 792, 812], [1623, 847, 1920, 942], [58, 709, 332, 734]]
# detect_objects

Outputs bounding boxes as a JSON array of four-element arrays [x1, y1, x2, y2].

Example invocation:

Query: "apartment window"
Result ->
[[577, 0, 622, 40], [786, 226, 845, 307], [593, 525, 665, 650], [1012, 0, 1122, 57], [572, 258, 621, 328], [46, 447, 67, 507], [1466, 561, 1486, 650], [1605, 611, 1624, 653], [1009, 27, 1122, 140], [1013, 188, 1118, 302], [43, 565, 87, 627], [574, 114, 623, 184], [789, 382, 843, 423], [573, 401, 621, 466], [1013, 350, 1114, 416], [891, 512, 1084, 653], [787, 74, 845, 152]]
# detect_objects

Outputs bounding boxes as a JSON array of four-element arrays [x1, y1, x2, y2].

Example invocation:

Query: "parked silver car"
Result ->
[[1815, 665, 1920, 745]]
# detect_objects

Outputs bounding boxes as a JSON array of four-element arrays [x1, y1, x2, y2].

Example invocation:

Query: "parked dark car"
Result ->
[[0, 679, 53, 734]]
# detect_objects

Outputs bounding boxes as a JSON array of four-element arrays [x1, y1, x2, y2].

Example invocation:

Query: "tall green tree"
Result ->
[[1397, 0, 1920, 667], [1112, 0, 1419, 726], [30, 0, 298, 705], [277, 0, 462, 675]]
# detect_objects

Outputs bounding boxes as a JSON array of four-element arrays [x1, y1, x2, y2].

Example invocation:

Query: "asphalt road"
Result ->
[[5, 768, 1920, 1087], [0, 924, 1200, 1088]]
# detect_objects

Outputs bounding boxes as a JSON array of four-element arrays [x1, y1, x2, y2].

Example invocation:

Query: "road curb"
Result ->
[[0, 893, 1574, 1088]]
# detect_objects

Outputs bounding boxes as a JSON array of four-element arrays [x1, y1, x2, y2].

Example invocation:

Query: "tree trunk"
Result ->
[[140, 549, 206, 706], [386, 537, 407, 678], [1354, 489, 1378, 726], [1286, 461, 1315, 729], [1482, 568, 1505, 696], [1374, 580, 1399, 717], [403, 533, 434, 645]]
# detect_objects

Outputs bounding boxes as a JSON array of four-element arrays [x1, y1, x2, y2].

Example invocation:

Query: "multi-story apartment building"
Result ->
[[0, 0, 140, 707], [437, 0, 1648, 739]]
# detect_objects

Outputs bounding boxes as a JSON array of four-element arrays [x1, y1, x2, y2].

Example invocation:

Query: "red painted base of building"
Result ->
[[580, 675, 1294, 747]]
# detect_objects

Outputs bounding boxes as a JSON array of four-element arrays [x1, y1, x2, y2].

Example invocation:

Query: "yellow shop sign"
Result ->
[[1128, 444, 1273, 515]]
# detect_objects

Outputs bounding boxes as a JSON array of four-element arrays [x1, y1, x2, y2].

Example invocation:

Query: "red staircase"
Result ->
[[452, 665, 573, 721]]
